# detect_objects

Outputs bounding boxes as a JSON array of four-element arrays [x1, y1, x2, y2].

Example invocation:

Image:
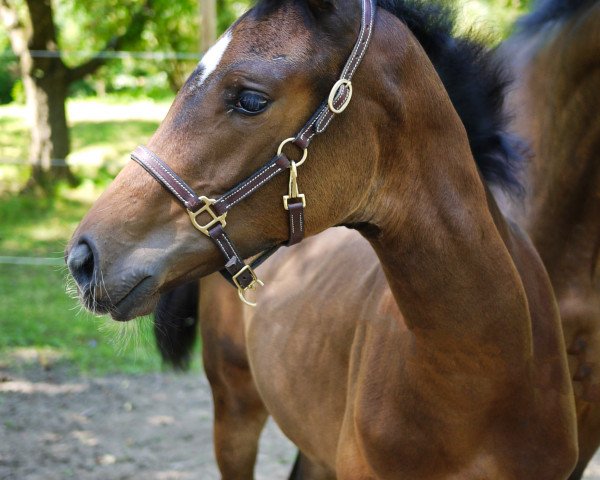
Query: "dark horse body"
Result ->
[[68, 0, 578, 478], [498, 1, 600, 477]]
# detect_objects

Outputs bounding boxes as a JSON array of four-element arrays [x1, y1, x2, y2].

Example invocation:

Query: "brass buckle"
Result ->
[[328, 79, 353, 114], [282, 161, 306, 210], [233, 265, 265, 307], [187, 196, 227, 236]]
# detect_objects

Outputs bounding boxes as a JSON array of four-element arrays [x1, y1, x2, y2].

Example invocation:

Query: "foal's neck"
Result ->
[[352, 13, 531, 348]]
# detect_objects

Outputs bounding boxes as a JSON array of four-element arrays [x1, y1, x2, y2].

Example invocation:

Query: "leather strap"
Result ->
[[287, 201, 305, 246], [132, 146, 292, 217], [218, 244, 281, 289], [208, 224, 256, 289], [131, 146, 204, 212], [294, 0, 375, 150], [213, 154, 290, 216]]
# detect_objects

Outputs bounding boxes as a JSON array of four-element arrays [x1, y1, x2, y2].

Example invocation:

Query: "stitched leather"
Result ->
[[213, 154, 290, 216], [209, 224, 255, 289], [294, 0, 374, 150], [131, 146, 204, 212], [287, 201, 305, 246]]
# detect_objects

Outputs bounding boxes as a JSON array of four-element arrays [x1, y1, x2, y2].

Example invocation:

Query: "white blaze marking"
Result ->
[[197, 31, 233, 86]]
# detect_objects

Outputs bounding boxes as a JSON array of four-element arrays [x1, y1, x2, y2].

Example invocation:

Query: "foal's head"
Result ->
[[67, 0, 384, 319]]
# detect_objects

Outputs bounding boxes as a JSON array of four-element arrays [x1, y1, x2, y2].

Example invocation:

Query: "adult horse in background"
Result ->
[[496, 0, 600, 477], [66, 0, 578, 478]]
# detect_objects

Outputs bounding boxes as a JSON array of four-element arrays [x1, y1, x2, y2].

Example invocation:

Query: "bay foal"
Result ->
[[67, 0, 578, 477], [157, 2, 600, 477]]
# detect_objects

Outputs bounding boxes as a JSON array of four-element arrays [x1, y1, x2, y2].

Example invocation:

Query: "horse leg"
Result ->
[[568, 464, 586, 480], [567, 399, 600, 480], [200, 272, 268, 479], [289, 452, 336, 480]]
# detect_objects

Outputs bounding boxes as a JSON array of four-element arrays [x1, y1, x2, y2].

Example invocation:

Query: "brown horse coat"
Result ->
[[197, 3, 600, 477], [67, 1, 578, 478]]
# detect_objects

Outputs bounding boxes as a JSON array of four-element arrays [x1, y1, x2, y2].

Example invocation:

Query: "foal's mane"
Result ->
[[518, 0, 596, 31], [377, 0, 524, 193], [253, 0, 525, 192]]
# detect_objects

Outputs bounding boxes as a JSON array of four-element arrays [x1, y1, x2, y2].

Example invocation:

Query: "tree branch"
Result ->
[[66, 0, 153, 83]]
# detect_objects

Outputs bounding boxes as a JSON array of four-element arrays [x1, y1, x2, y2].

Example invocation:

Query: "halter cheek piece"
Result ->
[[131, 0, 375, 306]]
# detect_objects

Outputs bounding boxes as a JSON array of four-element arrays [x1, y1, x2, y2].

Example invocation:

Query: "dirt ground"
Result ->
[[2, 365, 600, 480], [0, 365, 295, 480]]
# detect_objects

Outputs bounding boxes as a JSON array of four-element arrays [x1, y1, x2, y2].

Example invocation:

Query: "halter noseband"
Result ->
[[131, 0, 375, 306]]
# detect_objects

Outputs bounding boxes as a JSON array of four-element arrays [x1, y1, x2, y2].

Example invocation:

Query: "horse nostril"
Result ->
[[67, 240, 97, 289]]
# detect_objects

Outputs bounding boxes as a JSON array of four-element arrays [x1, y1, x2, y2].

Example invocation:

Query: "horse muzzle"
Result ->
[[66, 235, 160, 321]]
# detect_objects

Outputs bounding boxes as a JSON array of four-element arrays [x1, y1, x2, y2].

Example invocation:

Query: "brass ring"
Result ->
[[277, 138, 308, 167], [328, 79, 353, 114]]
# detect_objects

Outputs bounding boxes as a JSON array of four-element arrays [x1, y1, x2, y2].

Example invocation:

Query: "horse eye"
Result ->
[[235, 91, 268, 115]]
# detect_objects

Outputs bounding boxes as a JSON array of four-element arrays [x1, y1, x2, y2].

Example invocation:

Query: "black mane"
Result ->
[[377, 0, 523, 192], [518, 0, 596, 31], [255, 0, 525, 192]]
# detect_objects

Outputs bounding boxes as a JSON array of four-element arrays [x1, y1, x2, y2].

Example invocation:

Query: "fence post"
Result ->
[[198, 0, 217, 55]]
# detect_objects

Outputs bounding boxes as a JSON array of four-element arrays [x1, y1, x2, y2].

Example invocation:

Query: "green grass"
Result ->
[[0, 263, 163, 374], [0, 96, 200, 375]]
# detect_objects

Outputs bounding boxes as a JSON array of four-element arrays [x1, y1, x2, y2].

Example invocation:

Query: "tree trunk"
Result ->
[[1, 0, 76, 193], [23, 61, 77, 190], [1, 0, 152, 194]]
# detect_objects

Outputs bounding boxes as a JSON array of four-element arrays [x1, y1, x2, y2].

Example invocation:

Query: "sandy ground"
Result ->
[[2, 365, 600, 480], [0, 365, 295, 480]]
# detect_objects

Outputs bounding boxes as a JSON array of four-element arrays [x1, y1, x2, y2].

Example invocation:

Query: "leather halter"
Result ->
[[131, 0, 375, 306]]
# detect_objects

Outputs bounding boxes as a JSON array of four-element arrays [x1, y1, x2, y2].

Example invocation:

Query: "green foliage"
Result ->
[[0, 62, 16, 104], [0, 33, 17, 104], [455, 0, 533, 42], [52, 0, 251, 95], [217, 0, 251, 34], [57, 0, 147, 65], [9, 79, 25, 104]]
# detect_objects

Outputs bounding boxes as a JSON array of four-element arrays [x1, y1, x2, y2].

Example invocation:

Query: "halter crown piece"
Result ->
[[131, 0, 375, 306]]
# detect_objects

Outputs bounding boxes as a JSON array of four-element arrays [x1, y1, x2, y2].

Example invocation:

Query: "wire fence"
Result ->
[[0, 158, 125, 168], [0, 49, 202, 61], [0, 49, 190, 266], [0, 256, 64, 266]]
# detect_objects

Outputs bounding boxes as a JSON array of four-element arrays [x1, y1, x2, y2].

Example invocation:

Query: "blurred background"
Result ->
[[0, 0, 533, 375]]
